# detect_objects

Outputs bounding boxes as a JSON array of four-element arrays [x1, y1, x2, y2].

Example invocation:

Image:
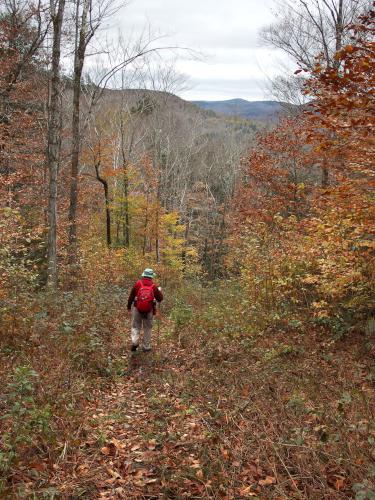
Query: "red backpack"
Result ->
[[136, 281, 155, 314]]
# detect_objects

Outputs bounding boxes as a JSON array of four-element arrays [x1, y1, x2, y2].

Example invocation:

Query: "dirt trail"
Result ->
[[55, 345, 212, 499]]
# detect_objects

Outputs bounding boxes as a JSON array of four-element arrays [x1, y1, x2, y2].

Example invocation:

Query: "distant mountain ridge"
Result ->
[[191, 98, 291, 121]]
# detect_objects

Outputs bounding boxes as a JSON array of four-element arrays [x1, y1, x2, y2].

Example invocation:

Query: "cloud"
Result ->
[[118, 0, 273, 46], [180, 77, 271, 101], [109, 0, 288, 101]]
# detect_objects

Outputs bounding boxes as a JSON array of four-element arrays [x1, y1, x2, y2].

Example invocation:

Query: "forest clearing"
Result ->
[[0, 0, 374, 498]]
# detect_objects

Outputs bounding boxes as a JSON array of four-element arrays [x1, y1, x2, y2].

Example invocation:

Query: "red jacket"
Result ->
[[127, 277, 163, 311]]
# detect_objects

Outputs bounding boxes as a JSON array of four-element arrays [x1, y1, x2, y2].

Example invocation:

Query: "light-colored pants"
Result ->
[[131, 307, 153, 349]]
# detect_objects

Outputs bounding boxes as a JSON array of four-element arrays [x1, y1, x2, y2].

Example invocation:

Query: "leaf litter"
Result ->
[[5, 317, 375, 499]]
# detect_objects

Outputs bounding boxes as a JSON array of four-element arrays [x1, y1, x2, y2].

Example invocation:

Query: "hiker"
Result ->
[[127, 268, 163, 352]]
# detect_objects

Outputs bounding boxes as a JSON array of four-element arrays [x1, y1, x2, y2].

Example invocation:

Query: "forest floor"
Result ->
[[8, 310, 374, 500]]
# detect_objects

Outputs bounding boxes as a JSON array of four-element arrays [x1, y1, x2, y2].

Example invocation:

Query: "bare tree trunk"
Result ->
[[93, 159, 111, 246], [155, 205, 160, 263], [143, 192, 149, 256], [123, 167, 130, 247], [68, 0, 90, 266], [333, 0, 344, 69], [155, 138, 161, 263], [335, 0, 344, 53], [119, 110, 130, 247], [155, 173, 161, 263], [181, 213, 190, 271], [46, 0, 65, 288]]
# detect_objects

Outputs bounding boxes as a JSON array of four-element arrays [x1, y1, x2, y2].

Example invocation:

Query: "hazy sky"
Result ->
[[114, 0, 292, 102]]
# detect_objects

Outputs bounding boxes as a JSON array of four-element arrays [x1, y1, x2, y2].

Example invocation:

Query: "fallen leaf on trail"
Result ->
[[101, 442, 117, 456], [76, 464, 89, 475], [245, 463, 263, 478], [131, 444, 141, 451], [239, 485, 258, 496], [259, 476, 276, 486], [145, 478, 158, 484], [30, 461, 47, 472], [335, 477, 346, 490], [133, 468, 148, 478], [196, 469, 204, 479], [111, 438, 126, 449], [106, 467, 121, 479], [241, 385, 251, 397], [148, 439, 157, 450], [220, 447, 229, 459]]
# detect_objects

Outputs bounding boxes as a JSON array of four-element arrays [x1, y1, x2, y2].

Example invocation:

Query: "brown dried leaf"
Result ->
[[259, 475, 276, 486], [239, 485, 258, 496], [145, 478, 158, 484], [335, 476, 346, 490], [106, 467, 121, 480], [196, 469, 204, 479]]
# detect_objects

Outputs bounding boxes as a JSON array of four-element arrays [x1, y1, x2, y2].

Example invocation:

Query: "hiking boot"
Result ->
[[131, 344, 139, 352]]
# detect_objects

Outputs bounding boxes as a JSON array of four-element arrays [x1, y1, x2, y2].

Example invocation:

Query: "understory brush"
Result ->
[[161, 285, 375, 499], [0, 285, 127, 494], [166, 280, 258, 349]]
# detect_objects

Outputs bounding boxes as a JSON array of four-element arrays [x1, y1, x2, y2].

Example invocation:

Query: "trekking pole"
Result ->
[[156, 303, 161, 352]]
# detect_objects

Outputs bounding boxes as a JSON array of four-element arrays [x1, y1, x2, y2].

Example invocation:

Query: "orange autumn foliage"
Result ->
[[232, 8, 375, 332]]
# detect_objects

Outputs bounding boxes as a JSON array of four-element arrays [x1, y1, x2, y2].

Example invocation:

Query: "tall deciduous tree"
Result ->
[[261, 0, 370, 70], [68, 0, 101, 266], [262, 0, 371, 187], [261, 0, 371, 108], [46, 0, 65, 288]]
